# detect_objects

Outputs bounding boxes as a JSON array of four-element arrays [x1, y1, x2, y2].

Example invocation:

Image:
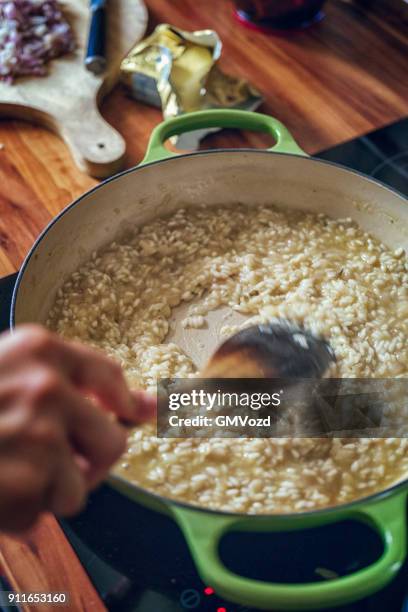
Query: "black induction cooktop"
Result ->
[[0, 118, 407, 612], [316, 117, 408, 197]]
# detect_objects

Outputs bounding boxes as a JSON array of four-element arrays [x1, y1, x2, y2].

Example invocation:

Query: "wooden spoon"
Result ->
[[201, 319, 336, 379]]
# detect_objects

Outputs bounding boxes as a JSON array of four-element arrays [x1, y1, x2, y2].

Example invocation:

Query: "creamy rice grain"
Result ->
[[47, 204, 408, 514]]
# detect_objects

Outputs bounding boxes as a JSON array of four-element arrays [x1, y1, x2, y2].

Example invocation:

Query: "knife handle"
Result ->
[[85, 6, 106, 75]]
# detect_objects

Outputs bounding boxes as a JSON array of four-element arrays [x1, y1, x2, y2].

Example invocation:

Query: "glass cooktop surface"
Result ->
[[316, 117, 408, 197]]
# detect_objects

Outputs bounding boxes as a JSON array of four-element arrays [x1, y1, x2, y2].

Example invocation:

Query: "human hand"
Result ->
[[0, 325, 155, 532]]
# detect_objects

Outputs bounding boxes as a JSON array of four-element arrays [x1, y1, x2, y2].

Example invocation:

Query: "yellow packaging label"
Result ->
[[121, 24, 221, 112], [120, 24, 263, 149]]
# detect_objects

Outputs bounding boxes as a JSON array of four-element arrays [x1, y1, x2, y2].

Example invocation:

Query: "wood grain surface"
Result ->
[[0, 519, 106, 611], [0, 0, 147, 178], [0, 0, 407, 277], [0, 0, 407, 609]]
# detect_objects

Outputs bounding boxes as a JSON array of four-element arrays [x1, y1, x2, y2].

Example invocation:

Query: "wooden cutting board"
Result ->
[[0, 0, 147, 178]]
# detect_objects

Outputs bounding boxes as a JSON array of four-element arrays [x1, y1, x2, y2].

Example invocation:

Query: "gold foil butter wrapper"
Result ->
[[120, 24, 263, 149]]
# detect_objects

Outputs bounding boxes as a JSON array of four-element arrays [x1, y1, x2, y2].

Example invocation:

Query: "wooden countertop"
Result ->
[[1, 0, 407, 277], [0, 0, 407, 609]]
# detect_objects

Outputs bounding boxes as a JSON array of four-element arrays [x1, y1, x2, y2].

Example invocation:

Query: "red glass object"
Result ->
[[233, 0, 326, 31]]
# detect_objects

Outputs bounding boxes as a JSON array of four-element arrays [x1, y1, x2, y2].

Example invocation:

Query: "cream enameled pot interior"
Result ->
[[13, 150, 408, 326]]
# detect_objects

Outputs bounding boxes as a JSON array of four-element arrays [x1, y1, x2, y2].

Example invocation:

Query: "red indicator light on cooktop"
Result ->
[[204, 586, 214, 595], [217, 607, 227, 612]]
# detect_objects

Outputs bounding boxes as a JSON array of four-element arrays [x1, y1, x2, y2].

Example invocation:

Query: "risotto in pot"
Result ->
[[47, 204, 408, 514]]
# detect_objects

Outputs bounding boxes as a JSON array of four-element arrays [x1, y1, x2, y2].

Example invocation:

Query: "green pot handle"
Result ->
[[141, 109, 306, 164], [171, 491, 406, 611]]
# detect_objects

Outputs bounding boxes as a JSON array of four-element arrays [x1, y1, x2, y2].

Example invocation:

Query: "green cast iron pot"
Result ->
[[11, 109, 408, 611]]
